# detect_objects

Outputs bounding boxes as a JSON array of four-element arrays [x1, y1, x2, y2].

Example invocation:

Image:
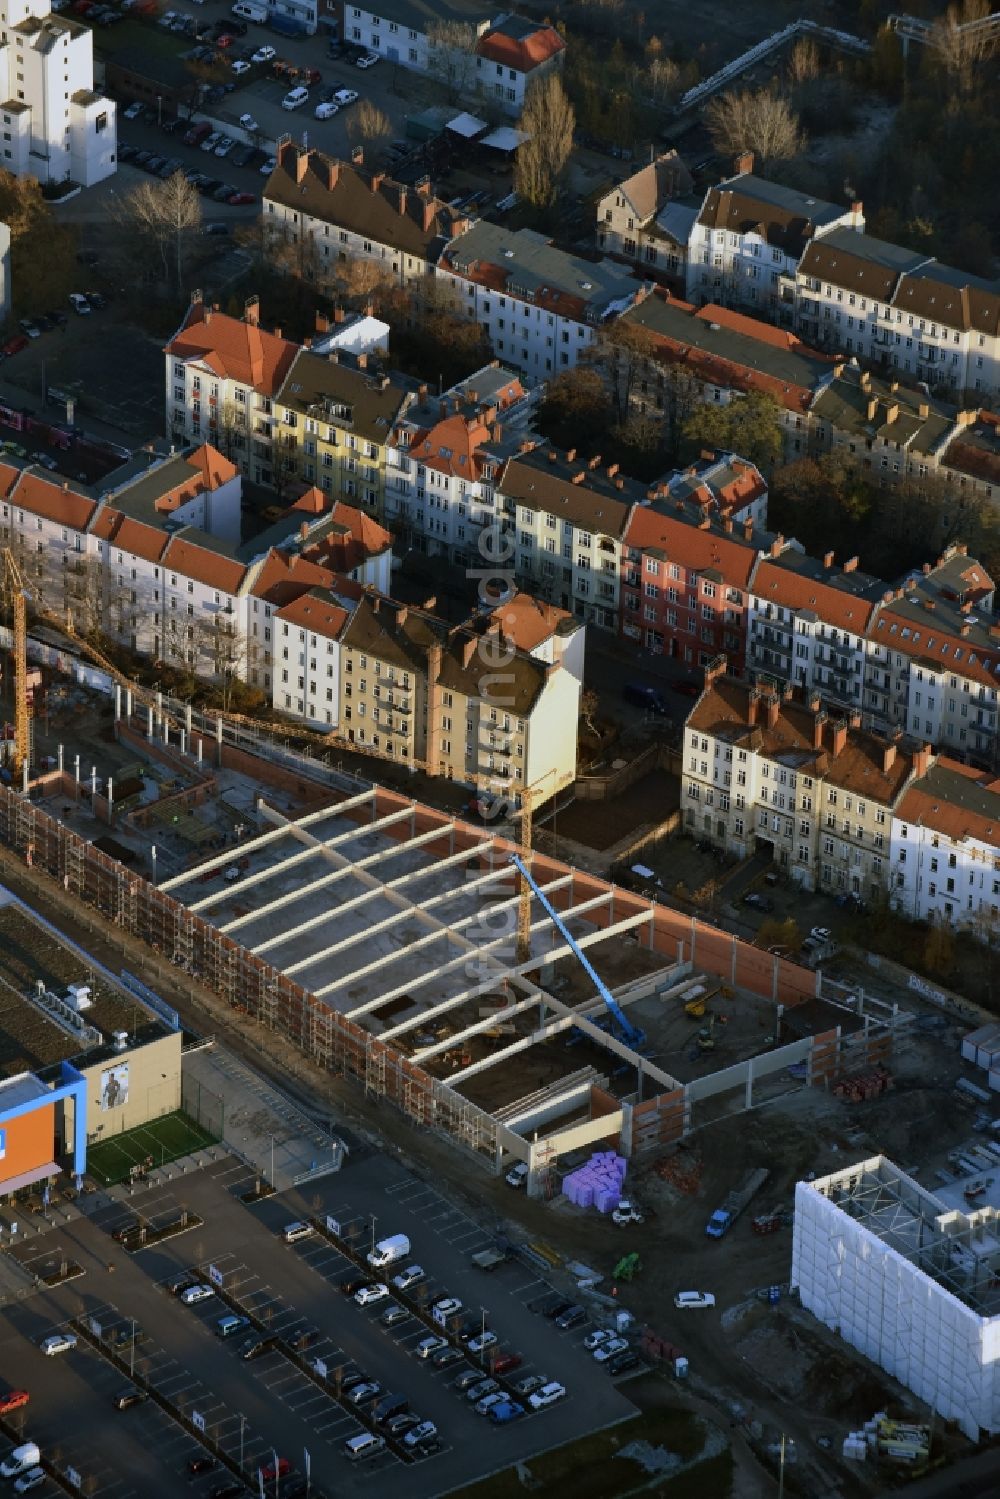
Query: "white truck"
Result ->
[[367, 1232, 410, 1270]]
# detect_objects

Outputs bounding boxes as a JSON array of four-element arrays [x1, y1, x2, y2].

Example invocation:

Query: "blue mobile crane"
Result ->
[[509, 854, 647, 1051]]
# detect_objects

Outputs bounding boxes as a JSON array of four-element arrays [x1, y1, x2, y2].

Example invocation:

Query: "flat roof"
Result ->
[[0, 898, 169, 1080]]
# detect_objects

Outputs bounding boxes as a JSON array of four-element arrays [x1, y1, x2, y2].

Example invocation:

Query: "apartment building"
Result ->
[[892, 758, 1000, 934], [685, 154, 864, 320], [263, 142, 468, 289], [473, 15, 565, 115], [338, 0, 490, 73], [165, 296, 298, 487], [612, 289, 835, 458], [596, 152, 695, 291], [384, 362, 530, 563], [793, 228, 1000, 402], [681, 670, 922, 898], [865, 547, 1000, 765], [271, 587, 351, 725], [271, 347, 412, 516], [495, 446, 637, 630], [621, 503, 758, 669], [747, 548, 887, 712], [0, 0, 115, 188], [438, 221, 643, 380], [476, 589, 586, 682], [337, 592, 581, 792]]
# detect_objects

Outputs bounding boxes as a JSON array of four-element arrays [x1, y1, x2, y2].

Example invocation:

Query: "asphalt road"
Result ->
[[0, 1150, 637, 1496]]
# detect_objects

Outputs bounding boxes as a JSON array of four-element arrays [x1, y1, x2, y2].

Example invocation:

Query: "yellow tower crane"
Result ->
[[1, 548, 28, 777], [515, 770, 557, 963]]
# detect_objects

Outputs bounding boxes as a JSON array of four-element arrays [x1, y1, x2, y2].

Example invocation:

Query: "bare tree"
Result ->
[[647, 56, 681, 104], [932, 0, 996, 92], [515, 74, 576, 212], [787, 35, 820, 85], [347, 100, 392, 144], [589, 320, 658, 423], [704, 86, 804, 166], [120, 171, 202, 289], [426, 19, 480, 102]]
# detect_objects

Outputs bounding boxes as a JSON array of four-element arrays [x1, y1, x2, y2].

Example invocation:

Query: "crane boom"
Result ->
[[509, 853, 644, 1047]]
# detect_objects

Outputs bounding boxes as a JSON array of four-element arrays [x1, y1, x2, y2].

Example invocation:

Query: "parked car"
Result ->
[[401, 1420, 438, 1451], [251, 43, 275, 62], [0, 334, 28, 357], [466, 1329, 498, 1355], [606, 1349, 640, 1375], [554, 1305, 586, 1330], [673, 1291, 715, 1309], [453, 1368, 486, 1392], [0, 1391, 29, 1415], [227, 191, 256, 205], [810, 926, 833, 944], [391, 1264, 424, 1291], [543, 1298, 574, 1320], [354, 1282, 389, 1307], [466, 1378, 499, 1403], [491, 1351, 523, 1376], [200, 132, 222, 152], [528, 1380, 567, 1409], [513, 1373, 548, 1396], [216, 1314, 250, 1339], [240, 1334, 274, 1360], [584, 1328, 615, 1351], [281, 86, 309, 110], [416, 1334, 448, 1360], [743, 892, 774, 911], [40, 1332, 78, 1355], [214, 136, 235, 157], [431, 1345, 464, 1369], [593, 1337, 628, 1363], [259, 1458, 291, 1482], [180, 1284, 215, 1305], [259, 154, 277, 175], [231, 58, 251, 74], [187, 1457, 218, 1475], [385, 1412, 419, 1437], [113, 1387, 148, 1410], [380, 1304, 409, 1329], [346, 1380, 382, 1406], [18, 319, 40, 339], [333, 87, 358, 105], [489, 1400, 525, 1424], [475, 1391, 507, 1416], [338, 1273, 369, 1296], [356, 50, 378, 66]]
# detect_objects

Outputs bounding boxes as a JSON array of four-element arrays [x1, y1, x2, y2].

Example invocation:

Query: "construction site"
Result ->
[[0, 672, 902, 1194]]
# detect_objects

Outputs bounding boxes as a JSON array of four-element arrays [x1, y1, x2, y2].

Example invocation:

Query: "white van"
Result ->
[[0, 1445, 41, 1479], [281, 86, 309, 110], [232, 0, 268, 19], [367, 1233, 410, 1269], [343, 1432, 385, 1461], [282, 1220, 313, 1244]]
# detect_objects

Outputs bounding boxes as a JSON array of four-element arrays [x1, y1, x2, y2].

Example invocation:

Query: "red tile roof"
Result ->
[[155, 445, 239, 514], [491, 592, 574, 652], [895, 758, 1000, 846], [0, 462, 20, 499], [753, 558, 879, 633], [107, 515, 170, 564], [477, 23, 565, 71], [249, 547, 338, 607], [626, 506, 756, 587], [409, 413, 493, 479], [162, 536, 246, 594], [872, 605, 1000, 687], [12, 471, 96, 532], [165, 303, 297, 396], [276, 590, 350, 639]]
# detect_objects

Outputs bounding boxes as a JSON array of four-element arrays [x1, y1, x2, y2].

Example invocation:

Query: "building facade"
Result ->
[[0, 0, 116, 188], [596, 152, 694, 290], [891, 758, 1000, 934]]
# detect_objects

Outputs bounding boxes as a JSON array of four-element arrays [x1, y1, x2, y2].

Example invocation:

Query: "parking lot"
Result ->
[[0, 1149, 639, 1496]]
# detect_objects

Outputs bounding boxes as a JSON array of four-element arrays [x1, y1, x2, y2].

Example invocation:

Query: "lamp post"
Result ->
[[238, 1413, 246, 1474], [130, 1317, 136, 1379], [270, 1133, 275, 1188], [370, 1215, 377, 1262]]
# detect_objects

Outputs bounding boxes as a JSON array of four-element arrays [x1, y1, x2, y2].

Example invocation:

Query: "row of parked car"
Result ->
[[118, 144, 259, 207]]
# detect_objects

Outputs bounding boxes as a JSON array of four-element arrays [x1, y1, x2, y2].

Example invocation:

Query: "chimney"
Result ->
[[851, 200, 863, 221], [548, 450, 557, 464], [396, 606, 407, 627], [372, 596, 380, 614], [770, 534, 784, 558], [566, 448, 576, 462], [616, 478, 624, 490], [733, 149, 754, 175], [462, 636, 477, 668], [492, 422, 503, 442], [273, 326, 282, 338], [325, 159, 339, 191], [423, 200, 436, 232], [440, 401, 448, 419], [829, 721, 848, 757], [357, 353, 368, 369], [833, 362, 845, 378], [882, 742, 897, 774], [588, 454, 602, 469], [607, 462, 619, 479], [722, 516, 733, 533], [351, 145, 364, 165], [889, 380, 899, 393], [278, 139, 295, 170], [743, 517, 753, 542], [315, 312, 330, 334], [416, 174, 432, 198], [333, 305, 346, 323], [843, 556, 858, 574], [303, 336, 313, 350], [295, 148, 309, 184], [811, 705, 826, 749], [764, 693, 780, 729], [370, 171, 385, 193], [418, 383, 428, 401], [299, 522, 309, 542], [866, 397, 878, 422], [572, 471, 586, 485], [424, 595, 436, 611], [466, 389, 478, 404], [918, 402, 930, 419], [823, 550, 834, 569], [885, 402, 899, 424], [705, 655, 727, 685], [912, 744, 932, 778], [244, 296, 260, 327], [398, 185, 407, 215], [747, 691, 760, 727]]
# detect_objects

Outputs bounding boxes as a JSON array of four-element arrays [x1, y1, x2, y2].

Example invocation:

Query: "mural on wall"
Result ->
[[100, 1061, 129, 1111]]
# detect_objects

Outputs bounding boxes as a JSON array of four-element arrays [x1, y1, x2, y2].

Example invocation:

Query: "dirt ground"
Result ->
[[548, 770, 678, 853]]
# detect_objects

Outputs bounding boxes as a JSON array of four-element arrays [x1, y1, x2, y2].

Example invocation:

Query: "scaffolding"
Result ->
[[172, 909, 195, 974]]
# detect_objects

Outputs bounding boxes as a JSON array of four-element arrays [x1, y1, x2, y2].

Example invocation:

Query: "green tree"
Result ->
[[682, 391, 783, 472]]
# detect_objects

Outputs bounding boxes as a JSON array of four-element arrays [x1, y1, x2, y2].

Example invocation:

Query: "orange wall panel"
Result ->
[[0, 1102, 55, 1188]]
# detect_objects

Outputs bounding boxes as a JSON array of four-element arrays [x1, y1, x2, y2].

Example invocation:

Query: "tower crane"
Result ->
[[1, 548, 28, 777], [509, 852, 647, 1050]]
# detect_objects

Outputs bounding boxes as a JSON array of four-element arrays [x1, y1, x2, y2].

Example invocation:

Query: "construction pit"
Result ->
[[143, 784, 894, 1188]]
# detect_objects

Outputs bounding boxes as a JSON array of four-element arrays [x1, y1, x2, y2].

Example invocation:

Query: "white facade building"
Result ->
[[439, 221, 643, 381], [890, 756, 1000, 935], [793, 1158, 1000, 1442], [0, 0, 115, 187]]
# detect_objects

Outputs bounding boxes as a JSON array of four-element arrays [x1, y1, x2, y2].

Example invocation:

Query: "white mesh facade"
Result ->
[[792, 1158, 1000, 1441]]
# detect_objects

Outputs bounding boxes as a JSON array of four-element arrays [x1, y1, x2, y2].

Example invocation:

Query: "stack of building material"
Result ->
[[842, 1433, 867, 1461], [654, 1153, 703, 1194], [832, 1067, 892, 1103], [562, 1151, 627, 1213], [962, 1023, 1000, 1070]]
